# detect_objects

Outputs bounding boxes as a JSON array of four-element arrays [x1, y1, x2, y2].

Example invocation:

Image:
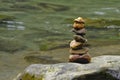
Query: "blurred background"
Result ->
[[0, 0, 120, 80]]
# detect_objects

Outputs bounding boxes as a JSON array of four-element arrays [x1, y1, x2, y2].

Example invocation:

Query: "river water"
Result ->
[[0, 0, 120, 80], [0, 26, 119, 80]]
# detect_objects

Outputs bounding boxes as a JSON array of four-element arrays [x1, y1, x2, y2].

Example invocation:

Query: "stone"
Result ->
[[14, 55, 120, 80], [74, 17, 85, 23], [73, 17, 85, 29], [69, 47, 89, 54], [24, 55, 61, 64], [72, 28, 86, 36], [70, 17, 91, 63], [73, 35, 87, 42], [69, 53, 91, 63], [70, 40, 83, 49]]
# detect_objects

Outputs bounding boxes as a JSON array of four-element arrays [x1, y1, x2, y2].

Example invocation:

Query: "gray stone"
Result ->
[[73, 35, 87, 43], [14, 55, 120, 80]]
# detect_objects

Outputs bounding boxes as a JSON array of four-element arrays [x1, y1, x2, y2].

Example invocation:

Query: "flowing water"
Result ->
[[0, 0, 120, 80], [0, 26, 119, 80]]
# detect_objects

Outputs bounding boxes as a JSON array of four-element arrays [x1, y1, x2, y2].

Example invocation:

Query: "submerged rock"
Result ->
[[24, 55, 61, 64], [14, 55, 120, 80]]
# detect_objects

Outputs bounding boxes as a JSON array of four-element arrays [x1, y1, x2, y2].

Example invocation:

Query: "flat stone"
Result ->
[[70, 40, 83, 49], [14, 55, 120, 80], [69, 53, 91, 63], [72, 28, 86, 36], [73, 35, 87, 42], [69, 47, 89, 54]]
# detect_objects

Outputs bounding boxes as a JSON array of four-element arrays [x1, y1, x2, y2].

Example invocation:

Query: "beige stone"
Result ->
[[70, 40, 83, 49], [74, 17, 85, 23], [73, 17, 85, 29]]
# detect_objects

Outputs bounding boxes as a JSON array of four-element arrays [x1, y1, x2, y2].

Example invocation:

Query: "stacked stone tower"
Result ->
[[69, 17, 91, 64]]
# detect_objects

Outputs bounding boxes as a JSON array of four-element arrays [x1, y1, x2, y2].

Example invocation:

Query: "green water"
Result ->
[[0, 0, 120, 80]]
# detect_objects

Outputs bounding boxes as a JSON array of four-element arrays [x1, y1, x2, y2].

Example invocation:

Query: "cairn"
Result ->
[[69, 17, 91, 64]]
